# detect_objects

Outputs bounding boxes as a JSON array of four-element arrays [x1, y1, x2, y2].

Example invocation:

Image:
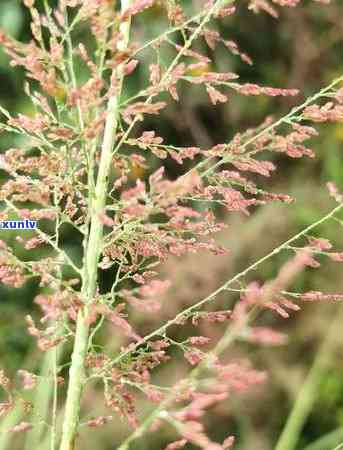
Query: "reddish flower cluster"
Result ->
[[249, 0, 330, 18]]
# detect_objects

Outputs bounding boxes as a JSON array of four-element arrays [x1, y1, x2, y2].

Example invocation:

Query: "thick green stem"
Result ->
[[59, 315, 89, 450], [58, 3, 132, 449]]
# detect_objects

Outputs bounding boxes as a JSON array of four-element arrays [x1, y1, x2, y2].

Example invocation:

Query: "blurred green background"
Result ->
[[1, 1, 343, 449]]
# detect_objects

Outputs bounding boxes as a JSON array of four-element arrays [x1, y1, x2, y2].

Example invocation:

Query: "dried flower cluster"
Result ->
[[0, 0, 342, 449]]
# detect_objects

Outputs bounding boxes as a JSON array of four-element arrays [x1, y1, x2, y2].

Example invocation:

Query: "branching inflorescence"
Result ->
[[0, 1, 343, 449]]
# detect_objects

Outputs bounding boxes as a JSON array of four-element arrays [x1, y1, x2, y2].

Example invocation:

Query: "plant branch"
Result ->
[[110, 0, 233, 159], [107, 202, 343, 369], [114, 201, 343, 449]]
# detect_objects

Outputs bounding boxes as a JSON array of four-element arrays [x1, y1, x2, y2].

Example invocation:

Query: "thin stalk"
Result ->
[[58, 2, 133, 450], [51, 190, 63, 450], [24, 344, 63, 450], [26, 186, 64, 450], [274, 306, 343, 450], [50, 345, 59, 450]]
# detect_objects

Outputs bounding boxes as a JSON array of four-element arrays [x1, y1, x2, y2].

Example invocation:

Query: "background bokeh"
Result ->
[[1, 1, 343, 449]]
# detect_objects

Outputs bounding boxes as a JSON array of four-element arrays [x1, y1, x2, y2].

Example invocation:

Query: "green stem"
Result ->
[[59, 315, 89, 450], [274, 306, 343, 450], [58, 2, 133, 449], [24, 345, 63, 450], [303, 428, 343, 450]]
